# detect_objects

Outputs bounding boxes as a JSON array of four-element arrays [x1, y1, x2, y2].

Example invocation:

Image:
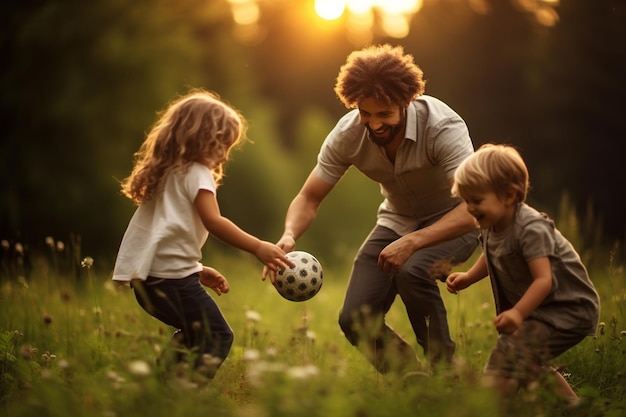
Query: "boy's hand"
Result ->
[[199, 266, 230, 296], [494, 309, 523, 335], [445, 272, 471, 294]]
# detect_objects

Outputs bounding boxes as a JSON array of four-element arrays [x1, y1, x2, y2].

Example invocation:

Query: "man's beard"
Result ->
[[365, 113, 406, 146]]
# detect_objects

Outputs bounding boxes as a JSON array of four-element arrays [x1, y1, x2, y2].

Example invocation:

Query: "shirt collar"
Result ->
[[404, 102, 418, 142]]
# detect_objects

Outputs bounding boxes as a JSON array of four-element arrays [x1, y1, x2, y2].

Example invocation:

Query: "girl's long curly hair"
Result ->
[[334, 44, 426, 108], [121, 89, 247, 205]]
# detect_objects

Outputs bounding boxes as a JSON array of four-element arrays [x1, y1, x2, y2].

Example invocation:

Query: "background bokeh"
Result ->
[[1, 0, 624, 271]]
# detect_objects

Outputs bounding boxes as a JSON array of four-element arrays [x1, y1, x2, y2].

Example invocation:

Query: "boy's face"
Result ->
[[462, 191, 515, 233], [357, 97, 405, 146]]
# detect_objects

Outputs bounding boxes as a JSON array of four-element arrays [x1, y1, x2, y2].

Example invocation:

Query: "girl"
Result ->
[[113, 89, 292, 381], [446, 144, 599, 406]]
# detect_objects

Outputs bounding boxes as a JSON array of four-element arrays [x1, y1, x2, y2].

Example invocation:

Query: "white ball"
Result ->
[[275, 251, 323, 302]]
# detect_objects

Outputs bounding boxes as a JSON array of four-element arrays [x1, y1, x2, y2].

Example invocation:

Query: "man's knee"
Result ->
[[338, 309, 358, 345]]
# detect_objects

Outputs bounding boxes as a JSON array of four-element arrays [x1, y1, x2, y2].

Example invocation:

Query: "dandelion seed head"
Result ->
[[620, 330, 626, 337], [15, 243, 24, 254], [56, 241, 64, 252], [81, 257, 94, 269], [1, 240, 9, 250], [58, 359, 69, 369], [45, 236, 54, 247]]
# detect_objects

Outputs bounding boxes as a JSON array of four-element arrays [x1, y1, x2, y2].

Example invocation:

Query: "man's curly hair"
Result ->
[[334, 44, 426, 109]]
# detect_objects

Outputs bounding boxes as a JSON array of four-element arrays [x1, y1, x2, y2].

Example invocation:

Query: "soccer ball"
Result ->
[[275, 251, 323, 302]]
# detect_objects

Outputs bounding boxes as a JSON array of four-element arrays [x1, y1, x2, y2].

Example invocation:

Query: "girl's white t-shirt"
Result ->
[[112, 163, 215, 282]]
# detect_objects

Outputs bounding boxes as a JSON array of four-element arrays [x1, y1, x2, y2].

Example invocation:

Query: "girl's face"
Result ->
[[462, 190, 516, 233], [358, 97, 405, 146]]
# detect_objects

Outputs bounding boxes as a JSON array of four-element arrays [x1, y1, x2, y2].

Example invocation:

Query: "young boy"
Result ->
[[446, 143, 600, 404]]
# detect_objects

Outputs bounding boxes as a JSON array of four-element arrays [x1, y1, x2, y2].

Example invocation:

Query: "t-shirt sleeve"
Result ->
[[519, 218, 556, 262], [185, 164, 217, 201], [313, 114, 356, 185], [428, 116, 474, 180]]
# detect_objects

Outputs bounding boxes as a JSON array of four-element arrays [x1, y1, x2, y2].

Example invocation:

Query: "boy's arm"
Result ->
[[495, 256, 552, 334], [446, 253, 488, 293], [511, 256, 553, 318]]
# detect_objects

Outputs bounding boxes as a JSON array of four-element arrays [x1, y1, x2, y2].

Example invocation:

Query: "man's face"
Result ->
[[358, 97, 405, 146]]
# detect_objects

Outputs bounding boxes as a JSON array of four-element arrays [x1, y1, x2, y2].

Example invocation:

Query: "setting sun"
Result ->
[[314, 0, 345, 20]]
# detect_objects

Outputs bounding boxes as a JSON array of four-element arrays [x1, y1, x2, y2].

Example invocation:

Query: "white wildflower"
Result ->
[[243, 348, 260, 362], [127, 360, 151, 377], [287, 364, 319, 379], [245, 310, 262, 322]]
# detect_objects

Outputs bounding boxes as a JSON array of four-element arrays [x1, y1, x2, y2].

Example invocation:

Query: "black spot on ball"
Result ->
[[299, 269, 308, 278], [286, 289, 294, 296], [276, 280, 283, 288], [286, 275, 296, 284], [298, 283, 307, 291], [312, 265, 318, 273], [310, 278, 317, 285]]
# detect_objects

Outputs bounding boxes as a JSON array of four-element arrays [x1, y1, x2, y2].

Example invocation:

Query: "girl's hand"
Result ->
[[262, 235, 296, 283], [445, 272, 472, 294], [494, 309, 523, 335], [257, 241, 294, 284], [199, 266, 230, 296]]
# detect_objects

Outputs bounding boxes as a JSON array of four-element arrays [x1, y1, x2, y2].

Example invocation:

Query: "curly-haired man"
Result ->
[[273, 44, 480, 374]]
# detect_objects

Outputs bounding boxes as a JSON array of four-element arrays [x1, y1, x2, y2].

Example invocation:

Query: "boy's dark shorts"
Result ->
[[484, 319, 586, 381]]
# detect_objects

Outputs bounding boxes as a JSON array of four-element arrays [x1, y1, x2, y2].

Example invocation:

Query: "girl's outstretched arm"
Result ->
[[195, 189, 292, 273]]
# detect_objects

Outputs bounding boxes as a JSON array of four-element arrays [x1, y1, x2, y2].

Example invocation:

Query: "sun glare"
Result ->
[[314, 0, 345, 20], [314, 0, 423, 38]]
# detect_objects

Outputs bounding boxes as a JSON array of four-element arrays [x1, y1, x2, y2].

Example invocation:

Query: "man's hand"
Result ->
[[377, 234, 415, 274], [262, 234, 296, 284]]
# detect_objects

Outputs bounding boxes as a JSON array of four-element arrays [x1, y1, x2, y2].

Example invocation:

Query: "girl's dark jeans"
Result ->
[[131, 273, 234, 378]]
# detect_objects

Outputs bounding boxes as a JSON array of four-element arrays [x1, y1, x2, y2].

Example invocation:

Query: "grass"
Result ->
[[1, 243, 625, 417]]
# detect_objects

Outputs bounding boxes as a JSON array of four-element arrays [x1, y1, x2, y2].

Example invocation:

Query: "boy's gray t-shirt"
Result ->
[[482, 203, 600, 335]]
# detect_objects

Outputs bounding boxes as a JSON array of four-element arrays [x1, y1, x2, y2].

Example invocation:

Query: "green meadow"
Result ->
[[1, 239, 625, 417]]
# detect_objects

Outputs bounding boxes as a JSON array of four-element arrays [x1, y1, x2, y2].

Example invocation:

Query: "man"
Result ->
[[273, 44, 479, 373]]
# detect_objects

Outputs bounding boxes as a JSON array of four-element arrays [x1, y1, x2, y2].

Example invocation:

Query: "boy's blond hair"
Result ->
[[452, 143, 529, 203]]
